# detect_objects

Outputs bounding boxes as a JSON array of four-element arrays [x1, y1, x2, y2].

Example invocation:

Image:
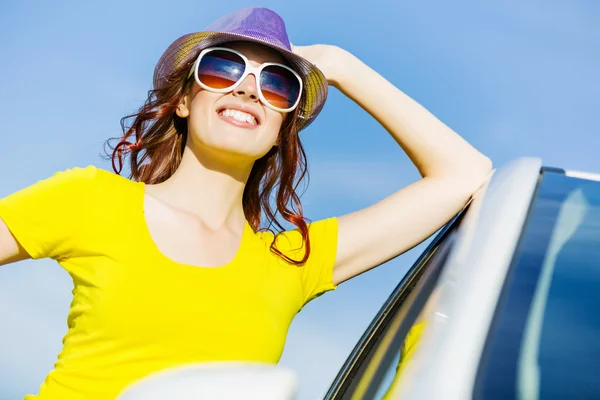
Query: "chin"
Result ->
[[187, 113, 279, 159], [191, 133, 273, 162]]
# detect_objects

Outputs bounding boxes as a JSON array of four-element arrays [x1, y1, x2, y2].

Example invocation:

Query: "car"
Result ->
[[118, 157, 600, 399], [323, 157, 600, 400]]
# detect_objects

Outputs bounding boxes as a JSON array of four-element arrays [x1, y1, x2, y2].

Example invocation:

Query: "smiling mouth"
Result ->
[[217, 108, 260, 128]]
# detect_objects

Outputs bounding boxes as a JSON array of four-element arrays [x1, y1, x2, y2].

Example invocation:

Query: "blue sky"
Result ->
[[0, 1, 598, 399]]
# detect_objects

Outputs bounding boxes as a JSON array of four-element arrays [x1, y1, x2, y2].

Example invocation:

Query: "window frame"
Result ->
[[323, 208, 467, 400]]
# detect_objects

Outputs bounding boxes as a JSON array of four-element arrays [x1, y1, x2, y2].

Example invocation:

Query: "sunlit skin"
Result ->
[[138, 42, 292, 268], [178, 42, 288, 164]]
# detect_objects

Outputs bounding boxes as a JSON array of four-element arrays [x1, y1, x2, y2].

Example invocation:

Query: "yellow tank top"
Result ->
[[0, 166, 338, 399]]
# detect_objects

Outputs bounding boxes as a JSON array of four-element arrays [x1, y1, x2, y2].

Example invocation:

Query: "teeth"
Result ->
[[221, 109, 257, 125]]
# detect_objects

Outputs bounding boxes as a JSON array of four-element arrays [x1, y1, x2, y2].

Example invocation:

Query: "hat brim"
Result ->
[[153, 32, 328, 131]]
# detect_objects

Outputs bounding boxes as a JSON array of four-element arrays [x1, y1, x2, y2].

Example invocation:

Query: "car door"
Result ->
[[323, 208, 466, 400]]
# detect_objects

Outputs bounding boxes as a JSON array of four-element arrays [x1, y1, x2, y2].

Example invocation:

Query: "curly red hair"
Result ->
[[105, 51, 312, 265]]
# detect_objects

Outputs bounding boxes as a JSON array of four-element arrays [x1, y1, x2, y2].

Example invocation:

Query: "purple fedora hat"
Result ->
[[153, 7, 328, 131]]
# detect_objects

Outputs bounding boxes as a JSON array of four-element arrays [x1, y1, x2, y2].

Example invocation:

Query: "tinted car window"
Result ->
[[371, 261, 448, 400], [475, 172, 600, 399], [325, 210, 464, 400]]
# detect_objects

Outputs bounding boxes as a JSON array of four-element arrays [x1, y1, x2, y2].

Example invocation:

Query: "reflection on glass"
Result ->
[[476, 173, 600, 399], [378, 321, 427, 399], [375, 287, 442, 400], [517, 188, 588, 399], [347, 221, 458, 400]]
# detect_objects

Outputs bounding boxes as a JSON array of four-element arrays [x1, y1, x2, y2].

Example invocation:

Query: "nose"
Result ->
[[232, 73, 260, 102]]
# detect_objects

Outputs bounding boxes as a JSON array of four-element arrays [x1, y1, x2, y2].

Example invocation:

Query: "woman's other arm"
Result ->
[[0, 217, 30, 266]]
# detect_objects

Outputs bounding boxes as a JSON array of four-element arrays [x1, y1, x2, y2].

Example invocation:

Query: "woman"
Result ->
[[0, 6, 492, 399]]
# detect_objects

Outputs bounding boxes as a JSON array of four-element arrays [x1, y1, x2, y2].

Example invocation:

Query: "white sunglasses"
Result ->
[[187, 47, 304, 113]]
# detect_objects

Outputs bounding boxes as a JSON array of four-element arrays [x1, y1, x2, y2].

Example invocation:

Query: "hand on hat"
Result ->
[[291, 43, 349, 89]]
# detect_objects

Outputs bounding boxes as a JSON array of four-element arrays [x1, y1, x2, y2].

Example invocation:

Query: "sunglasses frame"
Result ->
[[187, 47, 304, 113]]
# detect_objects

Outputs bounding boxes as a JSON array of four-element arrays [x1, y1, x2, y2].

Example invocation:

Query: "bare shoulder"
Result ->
[[0, 216, 30, 266]]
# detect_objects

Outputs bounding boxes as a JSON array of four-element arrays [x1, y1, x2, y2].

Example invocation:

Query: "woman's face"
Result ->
[[177, 42, 290, 163]]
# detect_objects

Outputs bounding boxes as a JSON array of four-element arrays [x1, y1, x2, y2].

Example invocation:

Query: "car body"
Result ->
[[323, 157, 600, 400]]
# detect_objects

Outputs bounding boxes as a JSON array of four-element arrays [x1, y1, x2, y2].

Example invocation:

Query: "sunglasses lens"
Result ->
[[197, 50, 245, 89], [260, 65, 301, 110]]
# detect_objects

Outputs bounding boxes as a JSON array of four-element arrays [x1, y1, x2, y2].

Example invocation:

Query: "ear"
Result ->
[[176, 94, 190, 118]]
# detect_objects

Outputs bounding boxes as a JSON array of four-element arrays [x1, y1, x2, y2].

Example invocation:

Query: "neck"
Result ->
[[146, 144, 255, 229]]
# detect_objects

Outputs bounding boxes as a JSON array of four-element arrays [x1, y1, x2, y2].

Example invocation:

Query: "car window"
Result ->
[[324, 210, 464, 400], [370, 261, 448, 400], [475, 172, 600, 400]]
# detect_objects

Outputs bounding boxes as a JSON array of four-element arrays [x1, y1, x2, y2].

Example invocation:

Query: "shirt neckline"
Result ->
[[134, 180, 251, 270]]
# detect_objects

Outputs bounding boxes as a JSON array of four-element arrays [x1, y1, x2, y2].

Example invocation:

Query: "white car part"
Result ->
[[117, 362, 298, 400]]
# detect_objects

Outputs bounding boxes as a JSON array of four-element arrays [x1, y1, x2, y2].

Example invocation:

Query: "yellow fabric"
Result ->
[[381, 321, 427, 400], [399, 320, 427, 370], [0, 166, 339, 400]]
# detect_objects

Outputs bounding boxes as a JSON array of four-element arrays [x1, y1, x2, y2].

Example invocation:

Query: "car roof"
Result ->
[[564, 169, 600, 182]]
